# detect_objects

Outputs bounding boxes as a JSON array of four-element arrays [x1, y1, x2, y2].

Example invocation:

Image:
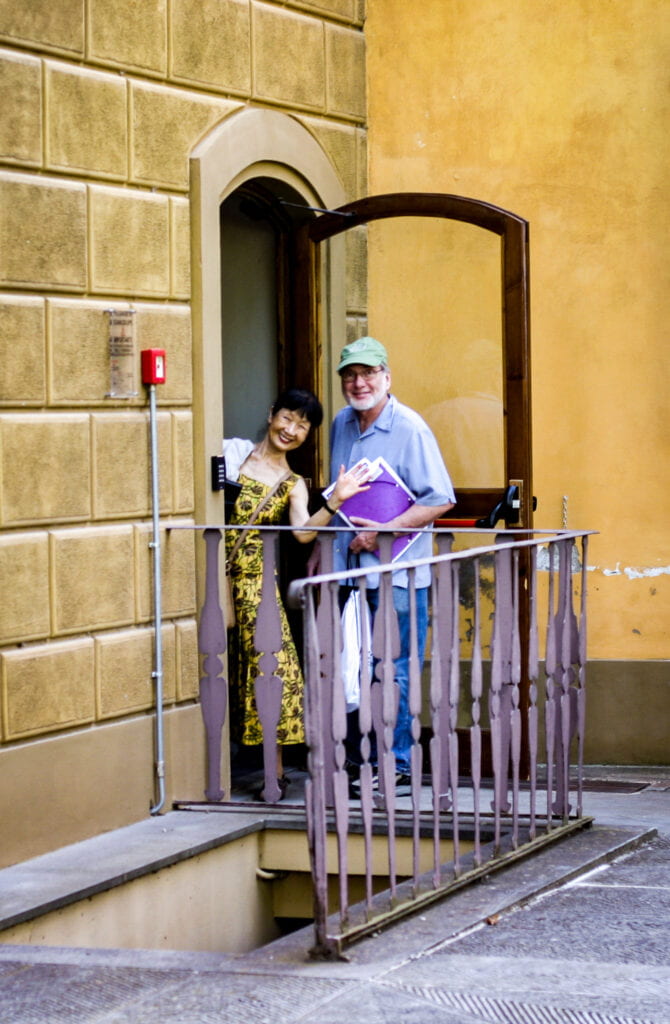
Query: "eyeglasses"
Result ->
[[341, 366, 384, 383]]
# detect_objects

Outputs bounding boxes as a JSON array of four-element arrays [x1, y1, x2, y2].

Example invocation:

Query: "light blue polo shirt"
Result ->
[[330, 395, 455, 588]]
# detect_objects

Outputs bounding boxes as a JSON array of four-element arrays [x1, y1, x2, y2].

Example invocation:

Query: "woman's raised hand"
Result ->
[[331, 463, 371, 507]]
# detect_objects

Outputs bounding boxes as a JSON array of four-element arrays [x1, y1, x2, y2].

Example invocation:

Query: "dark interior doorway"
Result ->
[[220, 179, 320, 485]]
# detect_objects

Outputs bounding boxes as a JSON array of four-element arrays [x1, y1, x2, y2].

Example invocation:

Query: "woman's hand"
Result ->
[[329, 463, 371, 510], [290, 465, 371, 544]]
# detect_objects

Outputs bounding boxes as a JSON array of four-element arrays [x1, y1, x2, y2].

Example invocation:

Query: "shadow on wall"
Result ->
[[422, 339, 504, 489]]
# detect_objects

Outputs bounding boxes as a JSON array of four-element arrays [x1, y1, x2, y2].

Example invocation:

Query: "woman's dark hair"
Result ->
[[271, 388, 323, 429]]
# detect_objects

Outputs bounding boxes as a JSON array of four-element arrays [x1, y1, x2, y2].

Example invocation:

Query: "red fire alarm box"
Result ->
[[141, 348, 166, 385]]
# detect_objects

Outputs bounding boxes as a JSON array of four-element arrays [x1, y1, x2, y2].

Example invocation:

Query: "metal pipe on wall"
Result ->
[[147, 380, 166, 815]]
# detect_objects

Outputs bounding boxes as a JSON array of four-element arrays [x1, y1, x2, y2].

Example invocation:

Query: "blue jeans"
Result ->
[[365, 585, 429, 774]]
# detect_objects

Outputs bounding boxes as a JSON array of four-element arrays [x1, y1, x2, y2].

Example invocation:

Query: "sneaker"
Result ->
[[394, 773, 412, 795], [353, 771, 412, 796], [345, 760, 360, 799]]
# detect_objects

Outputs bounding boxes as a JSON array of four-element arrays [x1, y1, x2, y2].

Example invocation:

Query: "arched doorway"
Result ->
[[189, 109, 348, 794], [189, 107, 347, 526]]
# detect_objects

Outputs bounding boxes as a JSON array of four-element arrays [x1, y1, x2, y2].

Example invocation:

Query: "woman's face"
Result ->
[[267, 407, 312, 453]]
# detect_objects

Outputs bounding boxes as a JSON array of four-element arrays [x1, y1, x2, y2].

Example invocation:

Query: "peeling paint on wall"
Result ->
[[623, 566, 670, 580], [587, 564, 670, 579], [537, 544, 582, 573], [534, 552, 670, 579]]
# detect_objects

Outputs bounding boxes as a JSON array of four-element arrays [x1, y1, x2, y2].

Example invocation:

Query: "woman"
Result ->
[[226, 388, 369, 798]]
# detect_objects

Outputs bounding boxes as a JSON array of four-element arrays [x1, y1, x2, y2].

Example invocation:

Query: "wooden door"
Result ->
[[296, 192, 534, 774], [297, 192, 532, 530]]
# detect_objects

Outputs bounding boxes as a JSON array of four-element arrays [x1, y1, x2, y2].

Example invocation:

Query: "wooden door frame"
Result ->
[[297, 192, 534, 775], [298, 191, 533, 529]]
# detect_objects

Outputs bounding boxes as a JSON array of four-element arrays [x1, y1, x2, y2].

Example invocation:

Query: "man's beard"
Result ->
[[347, 394, 380, 411]]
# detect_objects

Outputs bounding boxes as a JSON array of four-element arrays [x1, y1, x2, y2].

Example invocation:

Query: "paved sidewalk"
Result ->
[[1, 766, 669, 1023]]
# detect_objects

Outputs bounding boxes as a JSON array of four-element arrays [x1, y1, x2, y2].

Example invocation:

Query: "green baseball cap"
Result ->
[[337, 336, 389, 373]]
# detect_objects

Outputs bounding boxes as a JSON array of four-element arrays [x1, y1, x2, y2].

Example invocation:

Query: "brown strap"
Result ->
[[226, 471, 292, 568]]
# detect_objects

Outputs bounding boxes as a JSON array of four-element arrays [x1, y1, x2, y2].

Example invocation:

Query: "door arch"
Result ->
[[189, 107, 347, 525]]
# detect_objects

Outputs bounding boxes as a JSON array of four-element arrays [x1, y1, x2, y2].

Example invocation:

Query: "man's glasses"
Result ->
[[341, 366, 383, 383]]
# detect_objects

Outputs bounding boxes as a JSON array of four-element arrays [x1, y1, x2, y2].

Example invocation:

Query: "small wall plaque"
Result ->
[[106, 309, 138, 398]]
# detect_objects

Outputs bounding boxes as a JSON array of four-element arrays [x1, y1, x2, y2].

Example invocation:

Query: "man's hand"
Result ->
[[349, 516, 381, 553], [348, 501, 456, 555]]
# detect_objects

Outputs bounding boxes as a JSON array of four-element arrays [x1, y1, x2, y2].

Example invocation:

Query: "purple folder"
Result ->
[[324, 457, 418, 561]]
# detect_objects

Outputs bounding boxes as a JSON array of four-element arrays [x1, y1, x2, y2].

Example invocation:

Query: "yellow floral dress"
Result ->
[[226, 472, 304, 746]]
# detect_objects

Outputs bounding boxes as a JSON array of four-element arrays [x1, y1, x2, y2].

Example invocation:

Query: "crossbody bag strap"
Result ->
[[226, 471, 292, 567]]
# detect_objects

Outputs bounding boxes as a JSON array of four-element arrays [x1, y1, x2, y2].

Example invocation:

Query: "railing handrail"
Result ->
[[287, 527, 596, 601], [168, 522, 594, 537]]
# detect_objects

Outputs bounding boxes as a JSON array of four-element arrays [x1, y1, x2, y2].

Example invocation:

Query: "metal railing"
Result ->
[[189, 523, 593, 958]]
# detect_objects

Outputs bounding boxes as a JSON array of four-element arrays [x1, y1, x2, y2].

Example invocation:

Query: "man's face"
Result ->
[[340, 364, 391, 412]]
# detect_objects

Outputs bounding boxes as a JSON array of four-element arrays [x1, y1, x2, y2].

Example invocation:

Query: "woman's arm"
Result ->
[[289, 465, 370, 544]]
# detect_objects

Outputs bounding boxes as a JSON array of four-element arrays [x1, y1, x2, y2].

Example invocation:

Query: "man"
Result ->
[[329, 336, 455, 790]]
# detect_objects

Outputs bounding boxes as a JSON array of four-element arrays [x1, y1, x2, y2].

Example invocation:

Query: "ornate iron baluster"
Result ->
[[315, 536, 336, 808], [555, 538, 579, 819], [489, 547, 503, 853], [302, 585, 332, 958], [527, 544, 539, 839], [435, 532, 453, 812], [254, 531, 284, 804], [357, 575, 375, 915], [448, 562, 461, 877], [470, 556, 483, 866], [490, 543, 514, 848], [332, 574, 350, 930], [576, 535, 589, 817], [406, 568, 423, 894], [198, 528, 228, 802], [544, 541, 557, 828], [510, 549, 522, 849], [375, 536, 400, 901], [429, 559, 445, 885]]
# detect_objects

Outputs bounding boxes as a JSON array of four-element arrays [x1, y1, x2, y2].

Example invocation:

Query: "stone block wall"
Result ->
[[0, 0, 367, 853]]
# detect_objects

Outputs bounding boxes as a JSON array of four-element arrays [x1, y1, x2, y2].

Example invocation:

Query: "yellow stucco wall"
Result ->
[[365, 0, 669, 663]]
